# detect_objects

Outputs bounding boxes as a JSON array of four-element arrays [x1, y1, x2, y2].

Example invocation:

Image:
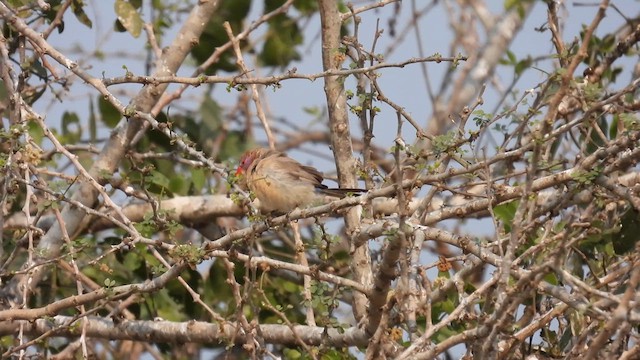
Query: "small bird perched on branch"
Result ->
[[235, 148, 364, 213]]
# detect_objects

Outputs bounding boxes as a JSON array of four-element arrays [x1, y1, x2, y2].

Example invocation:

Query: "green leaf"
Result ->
[[190, 168, 206, 192], [431, 131, 456, 155], [619, 113, 639, 130], [6, 0, 32, 17], [122, 251, 143, 271], [190, 0, 252, 74], [282, 349, 302, 359], [169, 176, 187, 195], [61, 111, 82, 143], [71, 0, 93, 28], [514, 57, 532, 76], [610, 114, 619, 139], [543, 272, 559, 286], [154, 288, 186, 321], [218, 130, 249, 160], [293, 0, 318, 15], [114, 0, 142, 38], [199, 97, 223, 132], [114, 18, 127, 33], [6, 0, 30, 7], [24, 58, 48, 79], [259, 14, 303, 67], [582, 116, 608, 155], [98, 96, 121, 128], [504, 0, 518, 10], [148, 170, 170, 189], [89, 98, 97, 142], [613, 209, 640, 255], [493, 200, 518, 232]]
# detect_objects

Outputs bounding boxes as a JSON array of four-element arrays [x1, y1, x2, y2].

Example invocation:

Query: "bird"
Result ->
[[235, 148, 364, 213]]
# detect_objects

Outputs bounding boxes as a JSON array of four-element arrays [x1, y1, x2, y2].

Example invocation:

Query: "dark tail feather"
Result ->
[[316, 187, 366, 198]]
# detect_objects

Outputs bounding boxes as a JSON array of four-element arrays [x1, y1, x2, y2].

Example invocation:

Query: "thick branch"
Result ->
[[318, 0, 372, 324], [0, 317, 368, 347]]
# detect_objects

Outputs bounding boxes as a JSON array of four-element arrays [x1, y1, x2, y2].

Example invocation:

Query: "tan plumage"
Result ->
[[235, 148, 363, 213]]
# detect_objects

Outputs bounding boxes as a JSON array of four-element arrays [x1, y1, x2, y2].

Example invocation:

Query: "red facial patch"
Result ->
[[236, 152, 254, 176]]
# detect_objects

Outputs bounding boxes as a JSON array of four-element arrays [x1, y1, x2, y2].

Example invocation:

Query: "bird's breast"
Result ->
[[248, 173, 318, 213]]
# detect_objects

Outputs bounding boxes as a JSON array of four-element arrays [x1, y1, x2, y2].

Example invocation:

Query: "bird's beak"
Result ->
[[235, 167, 244, 176]]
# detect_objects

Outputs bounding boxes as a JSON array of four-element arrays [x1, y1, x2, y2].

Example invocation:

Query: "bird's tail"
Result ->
[[316, 187, 366, 198]]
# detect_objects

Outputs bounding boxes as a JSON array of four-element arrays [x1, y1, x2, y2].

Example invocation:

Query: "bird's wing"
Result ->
[[297, 164, 325, 187], [254, 153, 323, 186]]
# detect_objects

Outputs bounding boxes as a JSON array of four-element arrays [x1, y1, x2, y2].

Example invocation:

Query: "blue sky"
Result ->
[[43, 1, 639, 157]]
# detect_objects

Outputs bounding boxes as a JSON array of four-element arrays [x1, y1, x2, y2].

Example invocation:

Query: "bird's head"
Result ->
[[235, 149, 264, 176]]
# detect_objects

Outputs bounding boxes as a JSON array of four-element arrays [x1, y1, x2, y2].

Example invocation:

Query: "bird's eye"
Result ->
[[239, 155, 253, 169]]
